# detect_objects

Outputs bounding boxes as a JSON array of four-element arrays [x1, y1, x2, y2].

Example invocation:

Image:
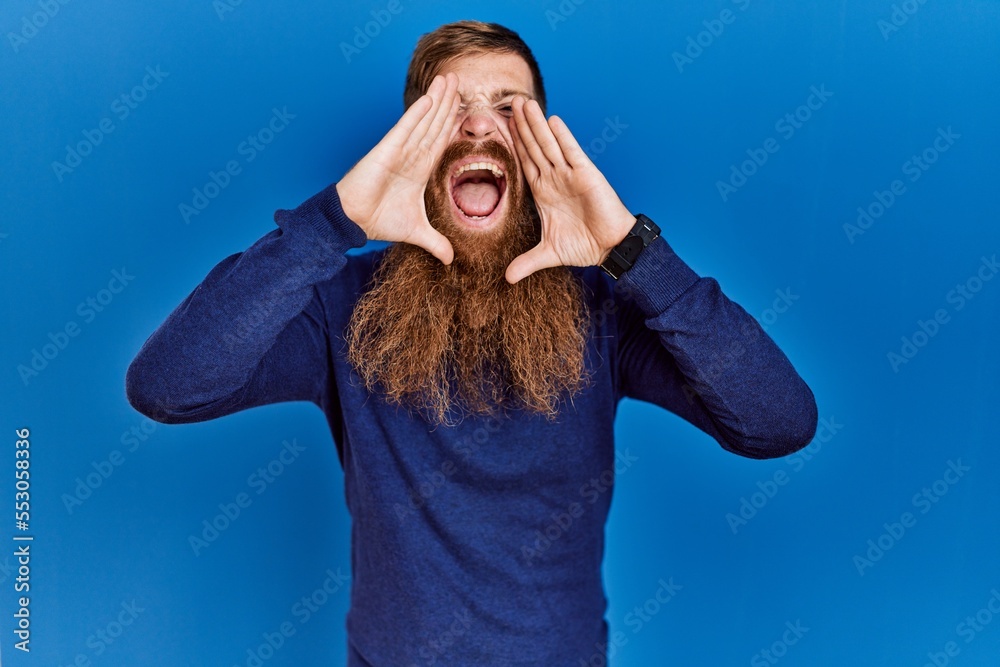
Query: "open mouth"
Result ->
[[448, 157, 508, 230]]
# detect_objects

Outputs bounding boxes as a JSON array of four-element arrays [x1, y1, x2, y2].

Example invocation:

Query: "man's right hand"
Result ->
[[336, 72, 460, 265]]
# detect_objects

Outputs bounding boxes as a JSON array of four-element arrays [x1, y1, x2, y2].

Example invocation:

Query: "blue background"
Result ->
[[2, 0, 999, 665]]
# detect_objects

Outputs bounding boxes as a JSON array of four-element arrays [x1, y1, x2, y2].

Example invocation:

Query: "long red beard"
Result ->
[[345, 140, 592, 426]]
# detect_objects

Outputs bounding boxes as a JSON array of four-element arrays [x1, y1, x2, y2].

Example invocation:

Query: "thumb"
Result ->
[[505, 243, 561, 284], [409, 223, 454, 266]]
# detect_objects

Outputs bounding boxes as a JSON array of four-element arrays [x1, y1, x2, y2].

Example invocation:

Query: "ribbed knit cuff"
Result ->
[[273, 181, 368, 250], [617, 235, 701, 316]]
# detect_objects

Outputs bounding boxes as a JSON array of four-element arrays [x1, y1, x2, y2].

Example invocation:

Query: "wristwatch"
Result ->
[[599, 214, 660, 280]]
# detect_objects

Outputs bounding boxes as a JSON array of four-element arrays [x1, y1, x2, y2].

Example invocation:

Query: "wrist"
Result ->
[[599, 213, 661, 280], [599, 207, 641, 263], [334, 179, 366, 231], [280, 181, 368, 250]]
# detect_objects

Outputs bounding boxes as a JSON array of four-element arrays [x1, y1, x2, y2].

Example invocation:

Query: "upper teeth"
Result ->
[[455, 161, 504, 179]]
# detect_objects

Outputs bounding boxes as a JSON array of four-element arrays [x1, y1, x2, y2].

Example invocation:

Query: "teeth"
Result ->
[[454, 161, 504, 179]]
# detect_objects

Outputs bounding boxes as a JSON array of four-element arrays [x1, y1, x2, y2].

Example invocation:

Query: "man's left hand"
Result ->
[[505, 96, 637, 284]]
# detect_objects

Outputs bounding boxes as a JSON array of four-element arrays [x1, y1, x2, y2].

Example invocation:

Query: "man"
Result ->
[[126, 20, 817, 666]]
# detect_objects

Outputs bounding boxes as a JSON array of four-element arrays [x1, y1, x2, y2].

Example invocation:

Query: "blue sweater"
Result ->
[[125, 182, 817, 666]]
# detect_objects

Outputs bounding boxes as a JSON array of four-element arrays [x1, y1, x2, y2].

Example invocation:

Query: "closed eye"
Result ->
[[458, 103, 513, 118]]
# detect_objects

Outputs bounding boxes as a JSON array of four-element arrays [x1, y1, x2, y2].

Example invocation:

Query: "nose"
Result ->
[[459, 104, 498, 141]]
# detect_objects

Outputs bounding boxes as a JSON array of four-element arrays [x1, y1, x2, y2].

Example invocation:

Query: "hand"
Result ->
[[336, 73, 460, 265], [505, 96, 637, 284]]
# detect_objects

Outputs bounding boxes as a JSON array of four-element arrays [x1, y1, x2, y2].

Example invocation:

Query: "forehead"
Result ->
[[437, 52, 534, 98]]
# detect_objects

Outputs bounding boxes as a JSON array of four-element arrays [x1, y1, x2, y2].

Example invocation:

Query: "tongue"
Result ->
[[453, 181, 500, 217]]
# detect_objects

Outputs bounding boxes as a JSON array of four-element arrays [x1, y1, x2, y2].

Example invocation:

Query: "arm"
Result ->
[[127, 73, 462, 423], [506, 97, 817, 457], [125, 185, 366, 423], [613, 237, 818, 459]]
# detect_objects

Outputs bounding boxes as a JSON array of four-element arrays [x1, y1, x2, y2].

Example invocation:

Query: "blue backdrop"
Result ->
[[2, 1, 999, 665]]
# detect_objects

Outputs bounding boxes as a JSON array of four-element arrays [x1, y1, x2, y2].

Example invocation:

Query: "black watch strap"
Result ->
[[599, 214, 660, 280]]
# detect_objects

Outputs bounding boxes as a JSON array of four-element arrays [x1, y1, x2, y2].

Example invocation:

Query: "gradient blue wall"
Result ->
[[2, 1, 998, 665]]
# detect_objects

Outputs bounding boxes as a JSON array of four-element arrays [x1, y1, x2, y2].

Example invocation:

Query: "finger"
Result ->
[[509, 113, 540, 183], [409, 222, 455, 266], [505, 242, 561, 284], [380, 93, 433, 152], [548, 115, 591, 169], [407, 75, 449, 147], [512, 96, 551, 171], [423, 72, 460, 156], [523, 98, 567, 168]]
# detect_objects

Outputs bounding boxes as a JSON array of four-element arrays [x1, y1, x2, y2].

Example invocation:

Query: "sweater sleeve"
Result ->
[[125, 183, 367, 424], [613, 235, 818, 459]]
